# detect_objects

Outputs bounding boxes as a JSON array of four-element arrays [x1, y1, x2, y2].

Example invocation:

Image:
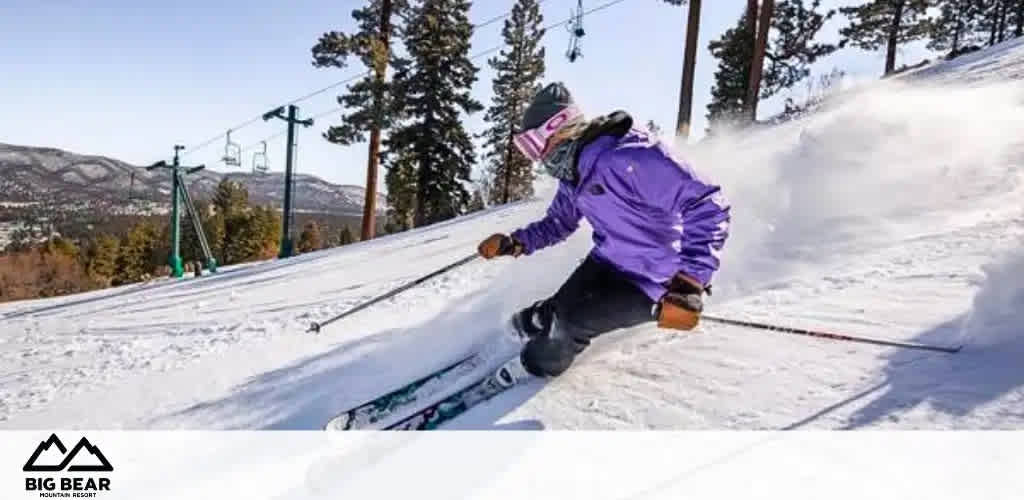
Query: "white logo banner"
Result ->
[[1, 431, 1021, 500]]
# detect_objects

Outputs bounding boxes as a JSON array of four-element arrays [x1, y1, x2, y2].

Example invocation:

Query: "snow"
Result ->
[[1, 40, 1024, 430]]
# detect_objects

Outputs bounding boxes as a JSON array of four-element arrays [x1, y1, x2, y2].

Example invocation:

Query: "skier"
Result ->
[[477, 82, 731, 380]]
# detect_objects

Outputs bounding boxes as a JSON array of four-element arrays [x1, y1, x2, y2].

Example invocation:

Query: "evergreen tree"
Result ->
[[251, 206, 282, 259], [387, 0, 483, 227], [206, 211, 227, 263], [467, 187, 486, 213], [312, 0, 410, 240], [298, 220, 323, 253], [115, 222, 159, 285], [839, 0, 930, 75], [762, 0, 837, 97], [212, 178, 249, 217], [706, 11, 756, 132], [222, 212, 258, 264], [978, 0, 1019, 43], [86, 235, 120, 285], [383, 146, 418, 232], [928, 0, 984, 54], [707, 0, 836, 131], [480, 0, 546, 206], [338, 226, 357, 246], [1015, 0, 1024, 37]]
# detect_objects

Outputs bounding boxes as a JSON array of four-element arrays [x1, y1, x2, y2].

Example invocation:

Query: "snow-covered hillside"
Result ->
[[1, 39, 1023, 430]]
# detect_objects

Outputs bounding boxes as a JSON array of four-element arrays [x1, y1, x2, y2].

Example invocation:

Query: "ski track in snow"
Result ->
[[2, 38, 1024, 430]]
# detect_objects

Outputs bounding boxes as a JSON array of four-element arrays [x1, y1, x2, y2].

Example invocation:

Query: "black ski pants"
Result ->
[[520, 253, 657, 377]]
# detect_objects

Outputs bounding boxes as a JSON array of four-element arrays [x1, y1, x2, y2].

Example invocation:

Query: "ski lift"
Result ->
[[127, 170, 136, 201], [566, 0, 585, 63], [222, 129, 241, 166], [252, 141, 269, 175]]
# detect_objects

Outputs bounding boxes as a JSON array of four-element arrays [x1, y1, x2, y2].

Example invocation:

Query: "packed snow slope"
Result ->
[[2, 39, 1023, 430]]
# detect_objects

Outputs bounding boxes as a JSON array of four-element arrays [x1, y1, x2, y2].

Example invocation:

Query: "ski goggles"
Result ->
[[513, 105, 583, 162]]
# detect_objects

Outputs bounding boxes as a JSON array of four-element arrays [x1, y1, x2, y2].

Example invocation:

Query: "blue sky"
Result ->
[[0, 0, 931, 188]]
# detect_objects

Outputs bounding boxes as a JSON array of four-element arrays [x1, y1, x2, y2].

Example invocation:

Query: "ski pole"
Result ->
[[701, 314, 962, 354], [308, 253, 481, 333]]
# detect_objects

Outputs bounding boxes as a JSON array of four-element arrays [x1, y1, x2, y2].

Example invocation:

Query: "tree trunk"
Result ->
[[1016, 0, 1024, 37], [990, 2, 999, 46], [997, 0, 1009, 42], [360, 0, 393, 242], [675, 0, 702, 138], [504, 43, 524, 205], [743, 0, 758, 118], [748, 0, 774, 121], [885, 0, 906, 75], [953, 0, 963, 52], [746, 0, 759, 47], [502, 132, 514, 204]]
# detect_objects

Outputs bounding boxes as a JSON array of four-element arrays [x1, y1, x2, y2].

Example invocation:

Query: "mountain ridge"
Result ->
[[0, 142, 385, 216]]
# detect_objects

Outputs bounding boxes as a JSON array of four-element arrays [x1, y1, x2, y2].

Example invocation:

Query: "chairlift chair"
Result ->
[[566, 0, 585, 63], [253, 141, 269, 175], [222, 129, 242, 167]]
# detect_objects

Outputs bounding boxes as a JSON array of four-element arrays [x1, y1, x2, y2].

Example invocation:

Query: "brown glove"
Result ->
[[656, 273, 704, 331], [477, 233, 524, 259]]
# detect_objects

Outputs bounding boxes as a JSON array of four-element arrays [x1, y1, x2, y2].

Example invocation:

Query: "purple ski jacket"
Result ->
[[511, 128, 730, 302]]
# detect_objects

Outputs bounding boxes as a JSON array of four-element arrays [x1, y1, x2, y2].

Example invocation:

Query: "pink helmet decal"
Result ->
[[513, 105, 582, 162]]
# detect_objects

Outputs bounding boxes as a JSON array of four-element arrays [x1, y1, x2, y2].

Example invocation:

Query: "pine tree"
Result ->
[[312, 0, 410, 240], [212, 178, 249, 217], [388, 0, 483, 227], [338, 226, 357, 246], [115, 222, 159, 285], [1015, 0, 1024, 37], [840, 0, 930, 75], [383, 146, 418, 232], [706, 11, 756, 132], [222, 212, 256, 264], [707, 0, 835, 130], [480, 0, 545, 206], [86, 235, 120, 285], [467, 188, 486, 213], [298, 220, 323, 253], [928, 0, 985, 55], [978, 0, 1019, 43], [250, 206, 282, 259], [761, 0, 837, 97]]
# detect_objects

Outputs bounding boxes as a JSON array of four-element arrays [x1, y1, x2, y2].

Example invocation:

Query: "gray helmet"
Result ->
[[519, 82, 575, 133]]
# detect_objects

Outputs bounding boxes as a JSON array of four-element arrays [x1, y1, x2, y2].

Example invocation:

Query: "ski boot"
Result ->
[[494, 356, 532, 388], [510, 299, 554, 341]]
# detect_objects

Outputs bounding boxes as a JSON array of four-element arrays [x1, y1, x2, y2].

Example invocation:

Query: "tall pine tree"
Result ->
[[928, 0, 985, 55], [480, 0, 546, 206], [383, 146, 418, 232], [840, 0, 930, 75], [706, 11, 755, 133], [388, 0, 483, 227], [706, 0, 835, 131], [1015, 0, 1024, 37], [762, 0, 837, 97], [312, 0, 410, 240]]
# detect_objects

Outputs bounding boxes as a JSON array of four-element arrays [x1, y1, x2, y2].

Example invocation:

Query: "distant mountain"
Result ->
[[0, 142, 385, 216]]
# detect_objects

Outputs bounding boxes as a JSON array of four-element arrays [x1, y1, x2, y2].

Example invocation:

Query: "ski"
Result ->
[[325, 353, 484, 430], [385, 357, 531, 430]]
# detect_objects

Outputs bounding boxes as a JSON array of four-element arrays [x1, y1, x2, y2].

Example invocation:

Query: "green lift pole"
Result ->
[[148, 145, 206, 278], [263, 105, 313, 259]]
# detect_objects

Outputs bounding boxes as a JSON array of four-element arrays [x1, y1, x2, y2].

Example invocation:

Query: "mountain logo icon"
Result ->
[[23, 434, 113, 472]]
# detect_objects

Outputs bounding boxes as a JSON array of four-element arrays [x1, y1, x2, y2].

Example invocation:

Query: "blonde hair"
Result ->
[[547, 116, 590, 150]]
